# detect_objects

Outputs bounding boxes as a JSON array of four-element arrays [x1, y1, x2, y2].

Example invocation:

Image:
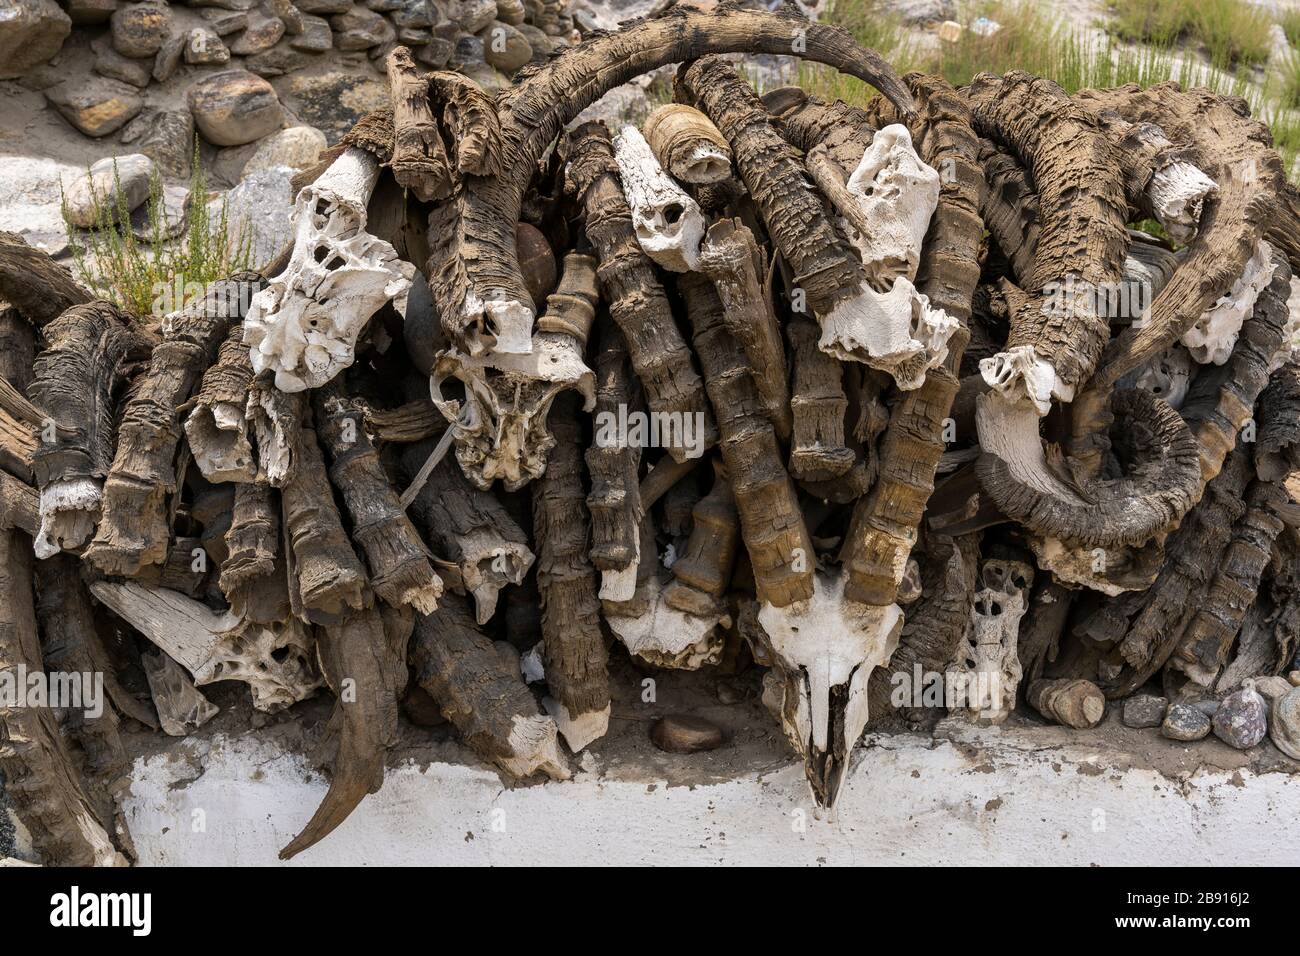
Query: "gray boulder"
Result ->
[[230, 15, 287, 55], [217, 166, 295, 269], [187, 70, 283, 147], [63, 153, 157, 229], [120, 108, 196, 180], [46, 77, 144, 137], [1122, 694, 1167, 729], [110, 2, 170, 58], [0, 0, 71, 79]]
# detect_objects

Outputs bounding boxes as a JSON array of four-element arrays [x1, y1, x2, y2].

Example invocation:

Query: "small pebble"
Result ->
[[1254, 675, 1294, 705], [1122, 693, 1167, 729], [1161, 703, 1211, 741], [650, 715, 725, 753], [1191, 698, 1221, 717], [1269, 687, 1300, 760], [1288, 671, 1300, 688], [1211, 681, 1268, 750]]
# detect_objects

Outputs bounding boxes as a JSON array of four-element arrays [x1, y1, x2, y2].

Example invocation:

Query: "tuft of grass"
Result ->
[[1106, 0, 1273, 69], [62, 143, 254, 320], [1280, 51, 1300, 108], [1282, 9, 1300, 49], [798, 0, 922, 106], [927, 2, 1074, 89]]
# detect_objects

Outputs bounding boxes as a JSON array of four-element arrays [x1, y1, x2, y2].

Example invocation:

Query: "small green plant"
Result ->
[[62, 143, 255, 320]]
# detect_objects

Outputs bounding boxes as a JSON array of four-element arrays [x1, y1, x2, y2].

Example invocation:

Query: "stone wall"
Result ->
[[5, 0, 575, 176]]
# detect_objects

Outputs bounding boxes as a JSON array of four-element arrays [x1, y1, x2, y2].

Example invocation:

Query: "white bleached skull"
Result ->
[[948, 559, 1034, 724], [89, 581, 323, 714], [843, 124, 940, 288], [1133, 345, 1193, 410], [192, 618, 322, 713], [754, 573, 904, 806], [243, 147, 411, 392], [818, 277, 958, 390], [979, 344, 1060, 415], [613, 125, 706, 273]]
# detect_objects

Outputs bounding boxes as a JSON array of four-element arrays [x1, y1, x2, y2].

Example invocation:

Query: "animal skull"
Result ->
[[432, 330, 595, 491], [818, 277, 958, 390], [841, 124, 940, 287], [1147, 158, 1218, 244], [754, 573, 903, 807], [90, 581, 323, 713], [243, 147, 411, 392], [612, 125, 706, 273], [947, 558, 1033, 724], [606, 572, 727, 670], [979, 343, 1060, 415], [1133, 345, 1193, 410]]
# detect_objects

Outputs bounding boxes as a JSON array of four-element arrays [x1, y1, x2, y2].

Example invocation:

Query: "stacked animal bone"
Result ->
[[4, 3, 1300, 866]]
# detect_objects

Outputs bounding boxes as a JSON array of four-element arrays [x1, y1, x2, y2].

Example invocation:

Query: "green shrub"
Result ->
[[62, 144, 254, 320]]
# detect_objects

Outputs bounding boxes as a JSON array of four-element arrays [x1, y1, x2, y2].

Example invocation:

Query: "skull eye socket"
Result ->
[[272, 647, 291, 663], [312, 246, 346, 271], [663, 202, 684, 225]]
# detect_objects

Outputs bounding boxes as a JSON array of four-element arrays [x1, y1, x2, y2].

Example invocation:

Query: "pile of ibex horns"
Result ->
[[3, 1, 1300, 866]]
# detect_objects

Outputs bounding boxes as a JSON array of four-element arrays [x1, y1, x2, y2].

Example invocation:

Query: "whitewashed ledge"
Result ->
[[76, 719, 1300, 866]]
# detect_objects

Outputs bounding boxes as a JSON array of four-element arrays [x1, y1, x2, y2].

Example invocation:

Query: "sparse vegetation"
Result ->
[[1282, 8, 1300, 49], [61, 145, 254, 320], [801, 0, 1300, 180], [1106, 0, 1273, 69]]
